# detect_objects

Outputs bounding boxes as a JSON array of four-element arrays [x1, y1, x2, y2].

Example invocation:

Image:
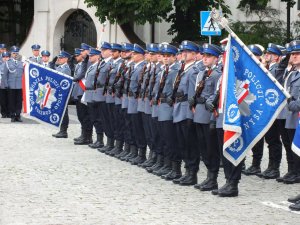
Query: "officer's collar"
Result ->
[[134, 60, 144, 69], [104, 56, 112, 63], [113, 57, 122, 64]]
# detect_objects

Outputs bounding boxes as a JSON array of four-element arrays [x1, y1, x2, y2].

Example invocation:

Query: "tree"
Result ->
[[166, 0, 231, 43], [84, 0, 173, 25]]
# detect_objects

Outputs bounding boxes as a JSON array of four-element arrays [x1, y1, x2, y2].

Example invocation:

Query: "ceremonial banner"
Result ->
[[23, 61, 73, 127], [292, 113, 300, 156], [222, 35, 289, 165]]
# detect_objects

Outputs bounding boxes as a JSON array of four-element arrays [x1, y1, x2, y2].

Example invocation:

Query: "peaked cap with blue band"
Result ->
[[121, 43, 134, 52], [10, 46, 20, 53], [100, 41, 112, 50], [133, 44, 145, 54], [41, 50, 51, 56], [248, 44, 263, 56], [74, 48, 83, 56], [161, 44, 178, 55], [81, 43, 92, 50], [146, 43, 159, 53], [2, 52, 10, 57], [31, 44, 41, 50], [0, 43, 6, 49], [290, 40, 300, 53], [89, 48, 101, 55], [58, 50, 71, 58], [111, 43, 122, 51], [202, 44, 222, 57], [181, 40, 199, 52], [266, 43, 282, 56]]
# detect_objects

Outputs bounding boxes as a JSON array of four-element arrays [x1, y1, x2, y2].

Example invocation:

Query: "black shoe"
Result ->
[[179, 170, 197, 186], [74, 131, 93, 145], [131, 148, 147, 165], [212, 181, 230, 196], [243, 165, 261, 176], [121, 145, 137, 161], [138, 151, 157, 168], [153, 157, 171, 176], [73, 131, 84, 141], [11, 117, 16, 122], [263, 168, 280, 179], [161, 161, 182, 181], [211, 189, 219, 195], [283, 173, 300, 184], [288, 194, 300, 203], [15, 115, 23, 122], [289, 201, 300, 211], [277, 171, 296, 183], [200, 171, 218, 191], [89, 133, 104, 149], [218, 180, 239, 197], [107, 140, 123, 156], [115, 143, 130, 159], [146, 154, 164, 173], [173, 170, 189, 184], [52, 130, 68, 138]]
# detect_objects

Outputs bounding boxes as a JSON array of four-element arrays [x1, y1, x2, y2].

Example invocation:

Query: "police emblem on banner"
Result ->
[[23, 62, 73, 127], [222, 35, 288, 165]]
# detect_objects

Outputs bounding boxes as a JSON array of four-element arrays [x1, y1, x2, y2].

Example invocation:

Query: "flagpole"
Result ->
[[210, 9, 291, 99]]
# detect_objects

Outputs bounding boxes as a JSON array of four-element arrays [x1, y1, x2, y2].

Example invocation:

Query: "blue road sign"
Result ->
[[200, 11, 221, 36]]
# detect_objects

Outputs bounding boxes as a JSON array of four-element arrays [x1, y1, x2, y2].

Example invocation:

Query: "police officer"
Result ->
[[72, 48, 93, 145], [260, 43, 284, 179], [243, 44, 265, 176], [145, 44, 164, 173], [126, 44, 147, 164], [0, 51, 10, 118], [95, 42, 114, 152], [191, 44, 222, 190], [171, 41, 198, 186], [283, 40, 300, 184], [52, 50, 72, 138], [104, 43, 125, 156], [117, 43, 137, 161], [0, 43, 7, 62], [130, 45, 152, 165], [40, 50, 52, 68], [285, 40, 300, 210], [157, 44, 181, 180], [29, 44, 42, 63], [2, 46, 23, 122], [83, 47, 105, 149], [139, 44, 160, 168]]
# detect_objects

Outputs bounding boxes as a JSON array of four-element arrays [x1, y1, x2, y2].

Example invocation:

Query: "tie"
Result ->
[[15, 60, 17, 65]]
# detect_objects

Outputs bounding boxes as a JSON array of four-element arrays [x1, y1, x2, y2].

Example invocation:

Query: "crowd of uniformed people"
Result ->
[[0, 38, 300, 209]]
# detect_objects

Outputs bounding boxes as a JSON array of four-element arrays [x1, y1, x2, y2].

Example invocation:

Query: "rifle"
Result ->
[[211, 82, 221, 117], [148, 64, 157, 100], [189, 68, 212, 111], [136, 64, 147, 99], [156, 64, 169, 104], [140, 63, 152, 99], [102, 64, 113, 95], [125, 64, 133, 95], [93, 58, 103, 90], [171, 61, 186, 103], [112, 61, 127, 94]]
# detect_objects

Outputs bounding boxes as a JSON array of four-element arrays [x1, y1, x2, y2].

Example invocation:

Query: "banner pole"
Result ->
[[210, 9, 290, 99]]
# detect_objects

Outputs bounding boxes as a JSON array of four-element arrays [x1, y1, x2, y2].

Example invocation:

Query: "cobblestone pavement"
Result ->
[[0, 106, 300, 225]]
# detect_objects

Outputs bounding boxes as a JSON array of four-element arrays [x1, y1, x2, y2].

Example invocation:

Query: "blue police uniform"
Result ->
[[262, 43, 284, 179], [2, 46, 23, 122], [72, 48, 93, 145], [28, 44, 42, 64], [155, 44, 183, 179], [0, 51, 10, 117]]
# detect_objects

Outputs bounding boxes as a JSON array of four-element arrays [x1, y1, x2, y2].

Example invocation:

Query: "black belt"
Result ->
[[196, 96, 207, 104], [96, 83, 105, 88], [128, 91, 137, 98], [175, 95, 188, 103], [160, 97, 173, 106]]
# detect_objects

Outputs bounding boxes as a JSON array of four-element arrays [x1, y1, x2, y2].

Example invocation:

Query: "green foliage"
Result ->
[[166, 0, 231, 43], [84, 0, 173, 25]]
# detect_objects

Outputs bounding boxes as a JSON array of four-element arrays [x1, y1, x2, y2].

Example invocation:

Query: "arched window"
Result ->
[[0, 0, 34, 47], [63, 9, 97, 52]]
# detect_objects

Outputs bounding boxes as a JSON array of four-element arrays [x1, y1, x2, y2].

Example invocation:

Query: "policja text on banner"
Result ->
[[23, 61, 73, 127]]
